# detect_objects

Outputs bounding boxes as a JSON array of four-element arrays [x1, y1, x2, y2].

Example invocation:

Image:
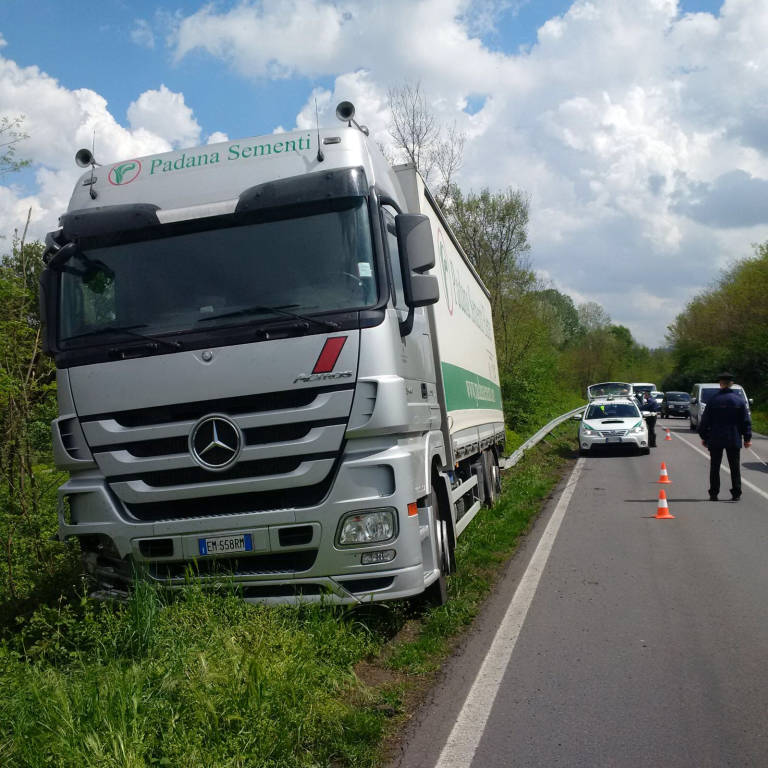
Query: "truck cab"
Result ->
[[41, 109, 504, 604]]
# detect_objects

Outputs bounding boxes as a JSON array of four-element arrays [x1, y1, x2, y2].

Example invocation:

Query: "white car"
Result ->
[[689, 382, 751, 431], [576, 397, 650, 455]]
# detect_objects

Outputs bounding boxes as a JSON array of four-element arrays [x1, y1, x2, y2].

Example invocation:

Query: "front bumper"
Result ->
[[579, 430, 648, 451], [58, 435, 440, 605]]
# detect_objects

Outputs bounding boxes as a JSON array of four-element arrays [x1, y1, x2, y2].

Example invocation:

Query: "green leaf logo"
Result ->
[[108, 160, 142, 185]]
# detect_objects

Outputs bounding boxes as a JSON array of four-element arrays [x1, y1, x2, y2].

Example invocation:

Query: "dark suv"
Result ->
[[660, 391, 690, 419]]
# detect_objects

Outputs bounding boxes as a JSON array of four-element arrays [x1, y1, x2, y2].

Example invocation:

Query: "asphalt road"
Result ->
[[391, 419, 768, 768]]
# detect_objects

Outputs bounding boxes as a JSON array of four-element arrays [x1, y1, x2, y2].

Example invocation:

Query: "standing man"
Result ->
[[641, 392, 658, 447], [699, 372, 752, 501]]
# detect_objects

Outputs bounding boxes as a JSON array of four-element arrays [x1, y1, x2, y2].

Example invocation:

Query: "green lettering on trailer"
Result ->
[[441, 361, 502, 412]]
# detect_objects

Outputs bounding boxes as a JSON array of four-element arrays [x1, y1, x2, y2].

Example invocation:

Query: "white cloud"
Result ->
[[206, 131, 229, 145], [127, 85, 201, 147], [0, 55, 204, 241], [131, 19, 156, 49], [171, 0, 512, 92]]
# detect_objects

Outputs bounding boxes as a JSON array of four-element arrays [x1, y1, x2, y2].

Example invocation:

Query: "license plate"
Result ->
[[605, 436, 622, 444], [198, 533, 253, 556]]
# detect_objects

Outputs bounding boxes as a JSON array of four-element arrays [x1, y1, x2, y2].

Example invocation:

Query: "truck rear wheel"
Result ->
[[483, 449, 501, 507]]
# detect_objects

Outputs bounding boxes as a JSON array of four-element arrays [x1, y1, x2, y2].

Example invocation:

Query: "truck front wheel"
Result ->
[[422, 488, 451, 606]]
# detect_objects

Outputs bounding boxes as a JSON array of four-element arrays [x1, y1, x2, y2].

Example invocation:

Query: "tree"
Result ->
[[387, 82, 465, 208], [0, 216, 65, 602], [665, 241, 768, 398], [577, 301, 611, 334], [0, 115, 30, 176], [446, 186, 533, 368], [534, 289, 581, 348]]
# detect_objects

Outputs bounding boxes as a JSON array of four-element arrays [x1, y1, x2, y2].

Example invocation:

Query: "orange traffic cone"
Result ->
[[655, 489, 674, 519], [665, 428, 672, 441], [657, 462, 671, 484]]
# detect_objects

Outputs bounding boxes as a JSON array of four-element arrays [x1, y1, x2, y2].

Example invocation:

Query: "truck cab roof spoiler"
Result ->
[[60, 204, 161, 241], [53, 166, 369, 249], [235, 166, 368, 215]]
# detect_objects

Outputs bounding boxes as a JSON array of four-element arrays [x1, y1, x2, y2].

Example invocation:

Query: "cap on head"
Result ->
[[717, 371, 734, 382]]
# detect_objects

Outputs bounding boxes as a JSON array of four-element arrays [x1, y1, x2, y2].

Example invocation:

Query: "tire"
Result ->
[[641, 447, 651, 455], [483, 450, 501, 507], [422, 489, 450, 606], [578, 448, 589, 457]]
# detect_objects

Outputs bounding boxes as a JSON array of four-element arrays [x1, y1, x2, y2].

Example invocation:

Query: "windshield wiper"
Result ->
[[60, 324, 182, 350], [198, 304, 339, 330]]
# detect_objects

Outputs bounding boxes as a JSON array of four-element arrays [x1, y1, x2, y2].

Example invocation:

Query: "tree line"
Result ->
[[664, 242, 767, 420]]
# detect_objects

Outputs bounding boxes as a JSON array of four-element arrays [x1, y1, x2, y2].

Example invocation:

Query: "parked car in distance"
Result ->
[[651, 391, 664, 406], [688, 383, 752, 431], [660, 391, 690, 418], [574, 397, 650, 455]]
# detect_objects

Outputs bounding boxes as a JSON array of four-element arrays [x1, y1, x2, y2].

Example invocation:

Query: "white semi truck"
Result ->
[[40, 103, 505, 604]]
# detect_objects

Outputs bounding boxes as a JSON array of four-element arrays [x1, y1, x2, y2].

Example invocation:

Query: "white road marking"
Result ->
[[748, 447, 768, 468], [434, 458, 586, 768], [673, 433, 768, 503]]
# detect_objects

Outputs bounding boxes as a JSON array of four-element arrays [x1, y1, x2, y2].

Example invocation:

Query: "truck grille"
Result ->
[[149, 549, 318, 581], [126, 476, 336, 521], [80, 385, 354, 521]]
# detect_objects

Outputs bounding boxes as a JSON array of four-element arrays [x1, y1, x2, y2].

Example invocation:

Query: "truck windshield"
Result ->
[[58, 198, 377, 346]]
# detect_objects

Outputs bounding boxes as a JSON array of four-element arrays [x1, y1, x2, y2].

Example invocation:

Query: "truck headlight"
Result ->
[[337, 509, 397, 546]]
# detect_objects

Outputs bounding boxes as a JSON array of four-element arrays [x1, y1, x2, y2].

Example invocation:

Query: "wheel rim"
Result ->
[[492, 462, 501, 495]]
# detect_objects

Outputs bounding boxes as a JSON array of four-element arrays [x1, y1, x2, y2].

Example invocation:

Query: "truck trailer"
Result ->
[[40, 104, 505, 604]]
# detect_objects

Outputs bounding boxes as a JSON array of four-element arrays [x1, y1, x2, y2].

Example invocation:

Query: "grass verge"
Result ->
[[751, 409, 768, 436], [0, 426, 576, 768]]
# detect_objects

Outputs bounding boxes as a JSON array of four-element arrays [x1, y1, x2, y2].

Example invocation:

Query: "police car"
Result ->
[[575, 396, 650, 455]]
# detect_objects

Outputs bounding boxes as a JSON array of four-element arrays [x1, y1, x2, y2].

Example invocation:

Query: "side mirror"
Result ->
[[749, 398, 754, 406], [395, 214, 439, 308], [690, 398, 697, 404], [572, 413, 582, 421]]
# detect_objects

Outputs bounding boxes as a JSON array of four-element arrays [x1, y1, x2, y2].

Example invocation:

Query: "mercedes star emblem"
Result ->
[[189, 415, 242, 471]]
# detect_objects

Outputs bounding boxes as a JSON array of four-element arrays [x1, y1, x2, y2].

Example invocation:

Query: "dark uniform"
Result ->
[[641, 395, 658, 447], [698, 382, 752, 500]]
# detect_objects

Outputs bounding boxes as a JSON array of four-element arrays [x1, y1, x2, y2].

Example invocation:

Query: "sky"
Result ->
[[1, 0, 767, 347]]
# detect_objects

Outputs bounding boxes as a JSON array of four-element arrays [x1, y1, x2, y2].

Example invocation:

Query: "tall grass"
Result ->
[[1, 427, 575, 767], [751, 409, 768, 436]]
